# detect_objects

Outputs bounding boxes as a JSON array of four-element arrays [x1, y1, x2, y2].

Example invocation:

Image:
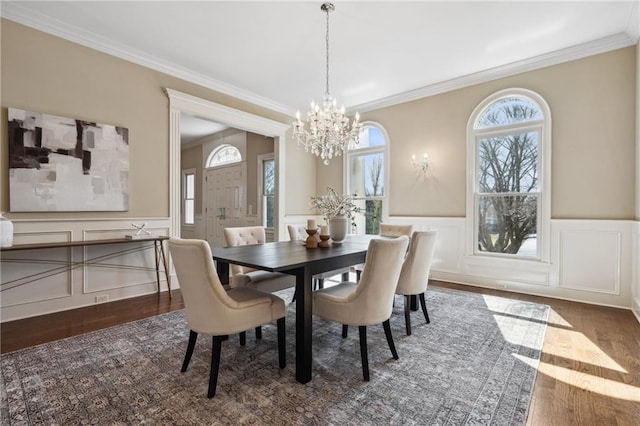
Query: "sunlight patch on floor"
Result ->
[[513, 354, 640, 402], [544, 325, 628, 373], [545, 307, 573, 328]]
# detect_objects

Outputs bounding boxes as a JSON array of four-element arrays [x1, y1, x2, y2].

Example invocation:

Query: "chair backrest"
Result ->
[[287, 224, 320, 242], [380, 223, 413, 238], [287, 225, 307, 241], [223, 226, 266, 275], [351, 236, 410, 324], [168, 238, 239, 334], [395, 230, 438, 296]]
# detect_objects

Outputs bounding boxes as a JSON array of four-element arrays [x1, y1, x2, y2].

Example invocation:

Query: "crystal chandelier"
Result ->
[[293, 2, 361, 165]]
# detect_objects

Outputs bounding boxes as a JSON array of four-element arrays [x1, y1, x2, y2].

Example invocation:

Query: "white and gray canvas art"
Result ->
[[8, 108, 129, 212]]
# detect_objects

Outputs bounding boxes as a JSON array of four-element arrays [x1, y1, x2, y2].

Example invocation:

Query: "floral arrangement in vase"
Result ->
[[310, 186, 363, 222]]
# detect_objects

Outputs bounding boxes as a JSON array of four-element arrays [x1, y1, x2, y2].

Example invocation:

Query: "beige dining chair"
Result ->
[[395, 230, 438, 335], [313, 236, 409, 381], [224, 226, 296, 293], [287, 224, 350, 289], [354, 224, 414, 281], [168, 237, 286, 398]]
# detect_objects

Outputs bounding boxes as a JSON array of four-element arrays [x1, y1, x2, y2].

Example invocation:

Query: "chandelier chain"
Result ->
[[325, 3, 330, 96]]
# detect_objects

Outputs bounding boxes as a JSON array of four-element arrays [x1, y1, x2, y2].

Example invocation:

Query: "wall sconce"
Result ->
[[412, 153, 429, 179]]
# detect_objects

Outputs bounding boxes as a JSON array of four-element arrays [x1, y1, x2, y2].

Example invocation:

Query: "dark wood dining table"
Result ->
[[210, 235, 374, 384]]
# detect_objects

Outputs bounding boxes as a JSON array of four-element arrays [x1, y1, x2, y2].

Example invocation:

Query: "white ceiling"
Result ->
[[180, 113, 228, 145], [2, 1, 639, 141]]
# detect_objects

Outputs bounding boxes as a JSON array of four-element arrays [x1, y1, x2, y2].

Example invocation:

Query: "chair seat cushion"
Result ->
[[231, 270, 295, 293], [312, 282, 364, 326], [226, 287, 286, 330]]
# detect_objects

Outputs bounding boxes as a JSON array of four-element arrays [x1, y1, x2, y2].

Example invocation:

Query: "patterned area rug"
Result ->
[[1, 287, 548, 425]]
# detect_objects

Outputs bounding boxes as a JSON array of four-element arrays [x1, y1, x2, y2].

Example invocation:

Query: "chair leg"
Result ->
[[358, 326, 370, 381], [208, 336, 224, 398], [255, 326, 262, 340], [181, 330, 198, 372], [342, 324, 348, 338], [382, 320, 399, 360], [291, 288, 297, 303], [239, 331, 246, 346], [404, 295, 412, 335], [317, 278, 324, 290], [356, 270, 362, 282], [419, 292, 430, 324], [277, 317, 286, 368], [341, 272, 350, 282]]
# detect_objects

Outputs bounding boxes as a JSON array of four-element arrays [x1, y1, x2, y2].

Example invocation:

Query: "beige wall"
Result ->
[[246, 132, 274, 215], [1, 19, 636, 223], [180, 144, 203, 215], [1, 19, 295, 219], [318, 47, 637, 220]]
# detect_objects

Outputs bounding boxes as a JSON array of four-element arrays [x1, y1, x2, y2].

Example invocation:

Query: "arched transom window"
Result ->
[[467, 89, 551, 261], [206, 144, 241, 168]]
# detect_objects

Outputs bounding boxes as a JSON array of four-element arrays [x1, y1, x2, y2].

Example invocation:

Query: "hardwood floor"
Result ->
[[1, 280, 639, 425]]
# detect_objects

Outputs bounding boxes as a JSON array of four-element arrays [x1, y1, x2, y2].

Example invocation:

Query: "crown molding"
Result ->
[[349, 32, 636, 114], [2, 2, 636, 118], [0, 2, 295, 117]]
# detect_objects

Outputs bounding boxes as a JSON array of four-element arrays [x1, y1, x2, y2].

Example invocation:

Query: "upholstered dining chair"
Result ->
[[395, 230, 438, 335], [354, 224, 414, 281], [287, 224, 350, 289], [313, 236, 409, 381], [224, 226, 296, 293], [168, 237, 286, 398]]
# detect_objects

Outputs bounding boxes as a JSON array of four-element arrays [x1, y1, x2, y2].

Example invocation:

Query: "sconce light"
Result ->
[[412, 153, 429, 179]]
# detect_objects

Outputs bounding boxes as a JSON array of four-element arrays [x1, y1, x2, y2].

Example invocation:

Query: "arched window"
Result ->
[[467, 89, 551, 261], [206, 144, 241, 168], [345, 122, 389, 235]]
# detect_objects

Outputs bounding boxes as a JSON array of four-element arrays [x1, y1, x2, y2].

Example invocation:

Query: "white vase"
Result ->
[[329, 215, 348, 243], [0, 212, 14, 248]]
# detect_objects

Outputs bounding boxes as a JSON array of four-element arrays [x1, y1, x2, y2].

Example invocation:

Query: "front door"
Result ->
[[205, 162, 246, 247]]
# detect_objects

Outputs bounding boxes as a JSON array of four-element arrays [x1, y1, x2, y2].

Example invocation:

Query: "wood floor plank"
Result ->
[[1, 280, 638, 424]]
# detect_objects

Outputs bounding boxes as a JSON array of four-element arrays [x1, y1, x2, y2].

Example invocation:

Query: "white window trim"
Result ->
[[205, 144, 242, 168], [257, 153, 275, 229], [182, 168, 196, 227], [465, 88, 552, 263], [344, 120, 390, 228]]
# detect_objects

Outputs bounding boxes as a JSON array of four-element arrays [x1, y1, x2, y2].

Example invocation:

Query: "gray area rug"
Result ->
[[1, 287, 549, 425]]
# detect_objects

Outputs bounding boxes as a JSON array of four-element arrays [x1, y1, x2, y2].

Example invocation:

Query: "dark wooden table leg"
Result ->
[[216, 260, 230, 285], [295, 266, 313, 384]]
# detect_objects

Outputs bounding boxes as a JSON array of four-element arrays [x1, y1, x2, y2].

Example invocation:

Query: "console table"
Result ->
[[0, 236, 171, 298]]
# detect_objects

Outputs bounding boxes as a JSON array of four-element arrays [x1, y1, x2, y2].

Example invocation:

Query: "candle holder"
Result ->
[[305, 229, 318, 248], [319, 234, 330, 248]]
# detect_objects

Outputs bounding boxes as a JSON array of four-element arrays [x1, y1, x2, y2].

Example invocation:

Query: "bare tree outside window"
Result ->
[[476, 98, 541, 256], [364, 156, 383, 234], [348, 125, 387, 235]]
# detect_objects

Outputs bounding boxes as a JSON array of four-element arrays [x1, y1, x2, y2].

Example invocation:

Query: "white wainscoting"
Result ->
[[1, 218, 173, 322], [180, 214, 205, 239], [419, 217, 633, 309], [4, 216, 636, 322], [285, 215, 636, 312]]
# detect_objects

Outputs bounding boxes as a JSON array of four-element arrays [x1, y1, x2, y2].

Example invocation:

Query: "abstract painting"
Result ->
[[8, 108, 129, 212]]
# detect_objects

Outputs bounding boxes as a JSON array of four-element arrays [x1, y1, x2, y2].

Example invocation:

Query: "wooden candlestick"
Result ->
[[305, 229, 318, 248], [319, 234, 330, 248]]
